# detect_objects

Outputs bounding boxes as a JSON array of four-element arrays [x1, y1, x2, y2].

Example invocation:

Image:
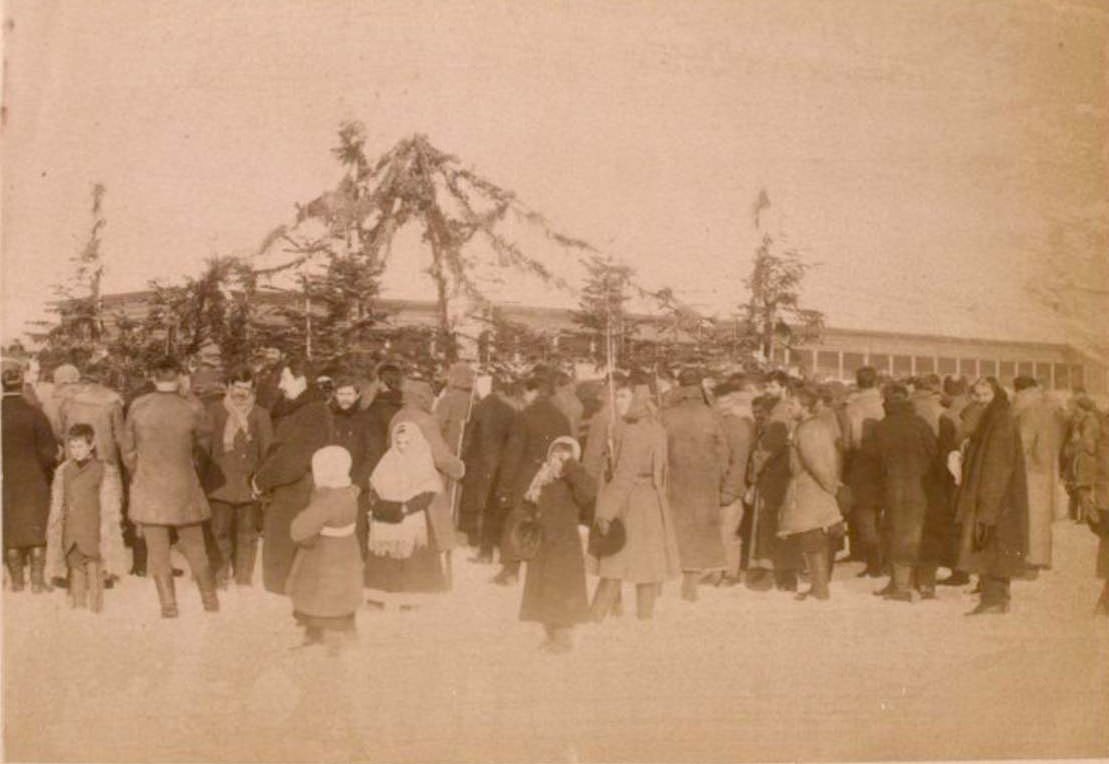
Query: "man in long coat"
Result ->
[[844, 366, 886, 577], [662, 368, 730, 601], [747, 373, 801, 591], [3, 366, 58, 592], [434, 362, 476, 542], [928, 377, 974, 586], [491, 372, 571, 586], [874, 386, 938, 601], [1011, 376, 1063, 575], [122, 357, 218, 617], [460, 376, 518, 563], [253, 360, 333, 595], [712, 377, 756, 586]]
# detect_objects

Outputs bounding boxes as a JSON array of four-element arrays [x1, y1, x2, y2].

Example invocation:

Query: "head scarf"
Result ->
[[369, 421, 442, 502], [523, 436, 582, 503], [312, 445, 353, 489]]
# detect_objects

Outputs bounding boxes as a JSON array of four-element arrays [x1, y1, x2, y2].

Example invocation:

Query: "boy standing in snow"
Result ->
[[45, 423, 127, 612]]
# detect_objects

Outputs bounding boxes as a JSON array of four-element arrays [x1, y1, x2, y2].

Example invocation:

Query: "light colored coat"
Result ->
[[1012, 388, 1063, 567], [121, 390, 211, 526], [779, 415, 842, 537], [45, 459, 128, 578]]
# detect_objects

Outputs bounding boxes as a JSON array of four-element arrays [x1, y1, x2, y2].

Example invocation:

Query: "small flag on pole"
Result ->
[[752, 189, 771, 230]]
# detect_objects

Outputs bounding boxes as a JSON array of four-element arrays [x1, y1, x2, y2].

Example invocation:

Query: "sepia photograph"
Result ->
[[1, 1, 1107, 762]]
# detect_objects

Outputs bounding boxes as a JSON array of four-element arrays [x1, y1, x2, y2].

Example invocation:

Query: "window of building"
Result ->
[[869, 354, 891, 374], [792, 348, 814, 372], [1018, 361, 1035, 377], [817, 351, 839, 376], [843, 352, 865, 376], [1036, 363, 1052, 386], [1054, 364, 1070, 391], [979, 359, 998, 378], [938, 357, 957, 374], [1071, 365, 1085, 390], [959, 358, 977, 377], [999, 361, 1015, 386], [915, 356, 935, 374], [893, 355, 912, 375]]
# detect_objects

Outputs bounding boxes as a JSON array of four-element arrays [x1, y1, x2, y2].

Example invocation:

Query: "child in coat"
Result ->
[[44, 424, 127, 612], [518, 436, 596, 653], [286, 445, 363, 654]]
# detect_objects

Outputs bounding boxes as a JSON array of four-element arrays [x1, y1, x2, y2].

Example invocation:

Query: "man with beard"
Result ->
[[329, 376, 375, 559], [491, 371, 571, 586], [747, 371, 802, 591]]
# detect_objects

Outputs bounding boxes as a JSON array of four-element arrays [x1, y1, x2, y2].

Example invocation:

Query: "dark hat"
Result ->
[[677, 367, 704, 388], [2, 366, 24, 388]]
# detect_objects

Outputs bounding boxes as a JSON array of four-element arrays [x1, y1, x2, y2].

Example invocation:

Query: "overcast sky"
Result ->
[[3, 0, 1107, 346]]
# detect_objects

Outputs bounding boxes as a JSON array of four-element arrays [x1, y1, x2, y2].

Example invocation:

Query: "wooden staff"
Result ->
[[444, 378, 477, 590]]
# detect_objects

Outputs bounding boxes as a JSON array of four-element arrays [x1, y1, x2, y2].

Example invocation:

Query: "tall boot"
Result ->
[[29, 547, 50, 593], [68, 564, 88, 609], [590, 578, 621, 622], [797, 551, 830, 600], [195, 566, 220, 612], [5, 549, 26, 592], [87, 561, 104, 614], [883, 563, 914, 602], [635, 583, 658, 620], [864, 545, 884, 578], [153, 574, 178, 618]]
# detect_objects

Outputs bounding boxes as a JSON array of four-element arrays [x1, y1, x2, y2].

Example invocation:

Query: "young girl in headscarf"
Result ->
[[518, 436, 596, 653], [363, 422, 444, 609], [287, 445, 362, 653]]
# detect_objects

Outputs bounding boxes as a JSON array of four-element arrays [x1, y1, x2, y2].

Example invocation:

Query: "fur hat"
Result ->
[[312, 446, 352, 489]]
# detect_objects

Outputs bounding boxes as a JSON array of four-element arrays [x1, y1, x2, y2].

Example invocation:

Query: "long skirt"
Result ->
[[363, 545, 445, 594]]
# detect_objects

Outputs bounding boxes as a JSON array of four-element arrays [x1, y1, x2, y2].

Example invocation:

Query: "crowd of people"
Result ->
[[2, 351, 1108, 655]]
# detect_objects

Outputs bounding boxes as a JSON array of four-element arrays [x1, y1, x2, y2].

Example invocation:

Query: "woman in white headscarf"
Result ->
[[363, 421, 444, 609]]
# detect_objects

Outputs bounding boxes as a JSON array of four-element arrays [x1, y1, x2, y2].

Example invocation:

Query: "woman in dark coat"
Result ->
[[253, 362, 333, 595], [518, 437, 596, 653], [2, 367, 59, 592], [955, 378, 1029, 615]]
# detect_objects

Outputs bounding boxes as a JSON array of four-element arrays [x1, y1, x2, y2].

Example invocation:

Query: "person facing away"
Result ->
[[203, 367, 273, 588], [3, 365, 59, 594], [843, 365, 887, 579], [286, 445, 363, 655], [712, 375, 758, 586], [460, 375, 519, 564], [518, 436, 597, 653], [1010, 375, 1063, 576], [873, 384, 938, 602], [660, 366, 731, 602], [122, 356, 219, 618], [44, 423, 127, 612], [328, 376, 375, 559], [778, 386, 845, 602], [56, 362, 126, 470]]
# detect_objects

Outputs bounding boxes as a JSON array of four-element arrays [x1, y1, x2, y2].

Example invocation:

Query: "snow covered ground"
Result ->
[[4, 520, 1107, 763]]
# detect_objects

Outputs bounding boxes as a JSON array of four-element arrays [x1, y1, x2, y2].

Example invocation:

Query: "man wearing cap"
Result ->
[[661, 367, 731, 601], [3, 366, 59, 592], [122, 357, 219, 617]]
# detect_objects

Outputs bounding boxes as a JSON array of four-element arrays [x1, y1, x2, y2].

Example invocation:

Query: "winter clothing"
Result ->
[[122, 389, 212, 526], [204, 397, 273, 504], [843, 387, 886, 571], [57, 382, 126, 467], [519, 448, 596, 629], [364, 386, 404, 472], [779, 413, 843, 538], [286, 479, 362, 620], [459, 391, 517, 556], [955, 397, 1030, 583], [875, 399, 937, 564], [661, 385, 730, 571], [910, 390, 944, 438], [2, 393, 58, 549], [748, 397, 800, 576], [44, 458, 127, 581], [1012, 387, 1063, 568], [389, 380, 465, 553], [551, 384, 585, 441], [254, 388, 334, 594], [593, 390, 680, 584], [494, 396, 572, 563], [434, 364, 476, 536]]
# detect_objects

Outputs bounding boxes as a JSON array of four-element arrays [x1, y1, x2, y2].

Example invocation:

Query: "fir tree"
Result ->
[[572, 254, 637, 368]]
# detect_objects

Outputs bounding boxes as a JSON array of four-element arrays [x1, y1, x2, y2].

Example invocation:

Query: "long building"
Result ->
[[69, 289, 1109, 394]]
